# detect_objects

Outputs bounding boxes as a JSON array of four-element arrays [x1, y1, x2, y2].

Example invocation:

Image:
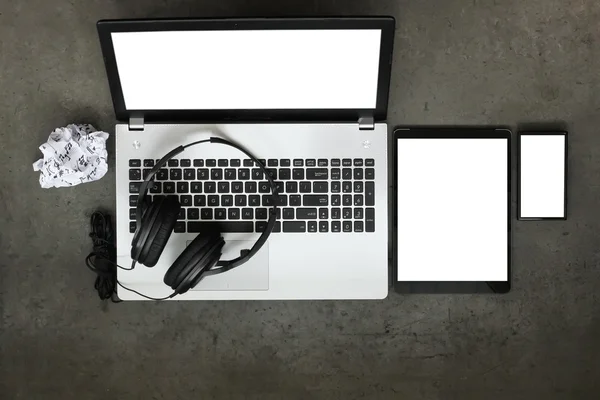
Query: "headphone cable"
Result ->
[[86, 211, 176, 301]]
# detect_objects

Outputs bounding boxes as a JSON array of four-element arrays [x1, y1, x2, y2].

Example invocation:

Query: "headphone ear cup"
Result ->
[[135, 195, 181, 267]]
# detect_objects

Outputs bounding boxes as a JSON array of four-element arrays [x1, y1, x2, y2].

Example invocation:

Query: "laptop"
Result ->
[[97, 17, 395, 300]]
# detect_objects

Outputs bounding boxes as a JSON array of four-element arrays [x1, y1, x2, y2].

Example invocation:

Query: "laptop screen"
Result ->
[[110, 30, 382, 111]]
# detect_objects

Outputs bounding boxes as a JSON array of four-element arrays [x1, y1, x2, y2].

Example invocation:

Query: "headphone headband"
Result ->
[[135, 137, 279, 275]]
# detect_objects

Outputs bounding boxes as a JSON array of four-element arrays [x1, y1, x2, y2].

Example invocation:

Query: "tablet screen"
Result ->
[[396, 137, 509, 282]]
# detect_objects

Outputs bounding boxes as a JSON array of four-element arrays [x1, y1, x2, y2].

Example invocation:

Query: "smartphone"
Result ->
[[518, 132, 567, 220]]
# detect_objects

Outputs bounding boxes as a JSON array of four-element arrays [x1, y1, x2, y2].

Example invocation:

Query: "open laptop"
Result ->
[[97, 17, 395, 300]]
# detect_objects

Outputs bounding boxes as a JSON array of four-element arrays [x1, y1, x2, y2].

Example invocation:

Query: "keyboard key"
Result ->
[[225, 169, 236, 180], [244, 181, 257, 193], [276, 195, 287, 206], [207, 159, 216, 167], [354, 159, 364, 167], [308, 221, 318, 233], [259, 182, 271, 193], [366, 159, 375, 167], [313, 182, 328, 193], [143, 169, 152, 180], [354, 182, 363, 193], [273, 221, 282, 233], [331, 159, 341, 167], [331, 168, 341, 180], [218, 159, 228, 167], [249, 195, 260, 207], [242, 208, 254, 220], [268, 159, 278, 167], [343, 221, 352, 232], [204, 182, 216, 193], [366, 182, 375, 206], [283, 208, 294, 220], [129, 195, 138, 207], [238, 169, 250, 180], [164, 182, 175, 193], [366, 208, 375, 232], [208, 195, 219, 206], [168, 159, 179, 167], [228, 208, 240, 220], [342, 182, 352, 193], [200, 208, 212, 220], [354, 208, 364, 219], [129, 208, 137, 220], [222, 195, 233, 207], [306, 168, 328, 180], [332, 221, 341, 232], [289, 195, 301, 206], [230, 159, 241, 167], [129, 169, 141, 180], [258, 159, 266, 167], [284, 221, 306, 233], [319, 221, 329, 233], [354, 168, 363, 180], [231, 182, 243, 193], [181, 159, 191, 167], [235, 195, 247, 207], [218, 182, 230, 193], [197, 168, 209, 180], [256, 208, 268, 219], [211, 169, 223, 180], [280, 159, 291, 167], [318, 159, 328, 167], [255, 221, 268, 232], [275, 181, 285, 194], [194, 195, 206, 207], [189, 208, 201, 220], [343, 208, 352, 219], [365, 168, 375, 180], [170, 169, 182, 180], [177, 182, 189, 193], [148, 182, 160, 194], [181, 195, 192, 207], [182, 169, 194, 180], [279, 168, 291, 180], [190, 221, 253, 233], [157, 169, 168, 181], [129, 159, 141, 167], [215, 208, 227, 220], [342, 159, 352, 167], [193, 159, 204, 167], [177, 209, 185, 220], [293, 169, 304, 180], [354, 195, 364, 206], [191, 182, 202, 193], [243, 159, 254, 167], [306, 159, 316, 167], [319, 208, 328, 219], [343, 195, 352, 206], [174, 221, 186, 233], [300, 182, 311, 193], [262, 195, 274, 206], [252, 169, 263, 180], [293, 159, 304, 167], [296, 208, 318, 219], [332, 182, 341, 193], [286, 182, 298, 193], [354, 221, 364, 233], [303, 195, 328, 206], [332, 208, 341, 219], [342, 168, 352, 180]]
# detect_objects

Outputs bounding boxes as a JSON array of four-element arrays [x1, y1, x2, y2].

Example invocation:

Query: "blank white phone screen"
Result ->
[[110, 30, 382, 110], [519, 134, 566, 219], [396, 138, 509, 282]]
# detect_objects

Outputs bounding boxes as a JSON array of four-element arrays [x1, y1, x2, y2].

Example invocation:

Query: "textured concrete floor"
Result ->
[[1, 0, 600, 399]]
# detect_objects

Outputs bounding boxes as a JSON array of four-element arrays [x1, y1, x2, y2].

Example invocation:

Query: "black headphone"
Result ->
[[127, 137, 278, 299]]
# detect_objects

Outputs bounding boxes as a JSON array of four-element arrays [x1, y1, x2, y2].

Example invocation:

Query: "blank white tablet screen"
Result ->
[[519, 134, 566, 219], [396, 138, 508, 282]]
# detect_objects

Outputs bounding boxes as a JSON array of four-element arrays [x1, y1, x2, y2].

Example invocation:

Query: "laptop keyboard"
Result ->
[[128, 158, 376, 234]]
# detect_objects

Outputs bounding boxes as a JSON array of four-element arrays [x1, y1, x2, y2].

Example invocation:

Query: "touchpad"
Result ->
[[190, 240, 269, 291]]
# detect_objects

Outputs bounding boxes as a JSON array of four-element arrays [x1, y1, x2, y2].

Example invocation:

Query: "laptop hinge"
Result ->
[[129, 114, 144, 131], [358, 116, 375, 131]]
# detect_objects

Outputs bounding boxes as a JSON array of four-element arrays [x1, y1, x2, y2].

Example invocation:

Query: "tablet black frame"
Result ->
[[392, 127, 512, 294], [517, 131, 568, 221], [97, 17, 395, 123]]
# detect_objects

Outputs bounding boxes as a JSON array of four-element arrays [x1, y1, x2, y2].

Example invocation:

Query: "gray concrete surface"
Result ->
[[1, 0, 599, 398]]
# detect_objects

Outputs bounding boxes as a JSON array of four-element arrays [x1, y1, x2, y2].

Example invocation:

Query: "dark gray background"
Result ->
[[1, 0, 599, 399]]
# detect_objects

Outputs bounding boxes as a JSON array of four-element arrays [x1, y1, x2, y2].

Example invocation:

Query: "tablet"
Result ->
[[393, 128, 511, 293]]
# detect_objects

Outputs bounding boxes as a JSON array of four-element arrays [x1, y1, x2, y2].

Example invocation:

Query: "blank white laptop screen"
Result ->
[[519, 134, 566, 219], [396, 138, 509, 282], [110, 30, 382, 110]]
